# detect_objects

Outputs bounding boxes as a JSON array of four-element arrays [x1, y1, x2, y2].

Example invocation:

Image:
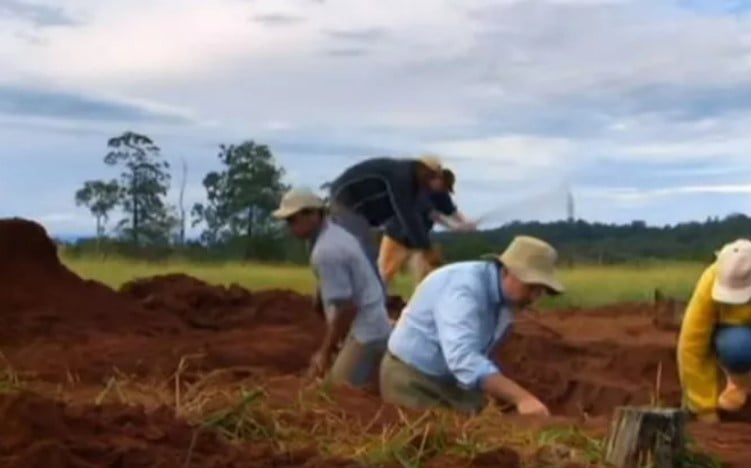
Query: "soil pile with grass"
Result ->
[[0, 218, 184, 344], [1, 217, 750, 465], [0, 219, 324, 381], [121, 273, 315, 330]]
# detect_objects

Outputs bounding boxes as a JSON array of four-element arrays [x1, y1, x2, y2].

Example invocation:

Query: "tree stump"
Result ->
[[604, 406, 687, 468]]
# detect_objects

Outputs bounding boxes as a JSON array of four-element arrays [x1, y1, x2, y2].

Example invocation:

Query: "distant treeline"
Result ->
[[60, 213, 751, 266], [65, 130, 750, 265], [436, 213, 751, 265]]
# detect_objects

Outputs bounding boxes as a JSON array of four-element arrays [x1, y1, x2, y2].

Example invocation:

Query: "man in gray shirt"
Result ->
[[273, 187, 393, 388]]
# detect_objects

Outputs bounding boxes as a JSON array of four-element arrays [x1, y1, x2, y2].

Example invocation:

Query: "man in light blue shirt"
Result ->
[[273, 187, 393, 388], [381, 235, 564, 415]]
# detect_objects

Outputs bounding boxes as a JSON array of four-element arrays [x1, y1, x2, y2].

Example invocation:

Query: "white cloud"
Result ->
[[462, 1, 751, 100], [4, 0, 751, 229], [424, 135, 577, 187], [616, 139, 751, 160], [10, 1, 262, 84], [431, 135, 574, 163], [581, 184, 751, 202]]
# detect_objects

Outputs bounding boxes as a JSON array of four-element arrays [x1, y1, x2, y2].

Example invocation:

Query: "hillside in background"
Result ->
[[437, 213, 751, 264]]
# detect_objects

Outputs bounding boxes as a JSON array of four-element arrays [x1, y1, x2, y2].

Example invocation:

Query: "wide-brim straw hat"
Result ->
[[272, 187, 325, 219], [496, 235, 565, 294]]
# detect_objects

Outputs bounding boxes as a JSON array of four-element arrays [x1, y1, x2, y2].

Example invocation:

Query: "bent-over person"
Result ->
[[273, 188, 393, 388], [378, 168, 476, 287], [327, 155, 445, 280], [380, 236, 564, 416], [678, 238, 751, 423]]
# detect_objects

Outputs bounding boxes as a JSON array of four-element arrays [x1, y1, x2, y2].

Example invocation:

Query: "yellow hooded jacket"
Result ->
[[678, 262, 751, 414]]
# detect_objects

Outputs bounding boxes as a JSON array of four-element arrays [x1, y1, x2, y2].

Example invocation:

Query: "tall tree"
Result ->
[[74, 179, 121, 250], [192, 141, 288, 257], [104, 131, 174, 246], [177, 158, 188, 246]]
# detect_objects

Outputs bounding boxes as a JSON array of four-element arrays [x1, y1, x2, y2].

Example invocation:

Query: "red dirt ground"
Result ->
[[0, 390, 361, 468], [0, 217, 749, 466]]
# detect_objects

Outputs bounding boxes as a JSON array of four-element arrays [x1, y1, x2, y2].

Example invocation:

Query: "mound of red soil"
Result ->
[[0, 219, 324, 382], [121, 274, 314, 330], [0, 217, 60, 268], [0, 218, 185, 344], [0, 391, 352, 468]]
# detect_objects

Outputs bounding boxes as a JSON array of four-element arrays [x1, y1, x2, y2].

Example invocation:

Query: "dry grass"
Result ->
[[7, 355, 728, 467], [62, 253, 706, 309], [15, 360, 607, 467]]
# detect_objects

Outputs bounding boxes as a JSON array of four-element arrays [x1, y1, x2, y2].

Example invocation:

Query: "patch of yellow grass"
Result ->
[[63, 254, 705, 309]]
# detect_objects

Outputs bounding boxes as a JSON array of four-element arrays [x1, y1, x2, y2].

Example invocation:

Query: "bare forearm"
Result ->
[[481, 372, 535, 404], [320, 302, 357, 353], [435, 214, 460, 229], [451, 211, 468, 223]]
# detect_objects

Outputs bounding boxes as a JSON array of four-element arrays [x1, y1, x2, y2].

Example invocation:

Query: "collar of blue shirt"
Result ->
[[487, 260, 506, 308]]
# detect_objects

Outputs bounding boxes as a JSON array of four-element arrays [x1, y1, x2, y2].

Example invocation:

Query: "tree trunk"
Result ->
[[604, 406, 687, 468], [95, 216, 102, 255], [244, 207, 254, 260], [178, 158, 187, 245], [132, 177, 139, 247]]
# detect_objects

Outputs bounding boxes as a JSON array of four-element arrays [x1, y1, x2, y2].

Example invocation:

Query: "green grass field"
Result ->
[[62, 255, 706, 308]]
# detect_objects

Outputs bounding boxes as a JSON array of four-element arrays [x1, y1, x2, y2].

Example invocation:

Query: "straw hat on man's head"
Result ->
[[712, 238, 751, 304], [498, 235, 565, 295], [272, 187, 325, 220]]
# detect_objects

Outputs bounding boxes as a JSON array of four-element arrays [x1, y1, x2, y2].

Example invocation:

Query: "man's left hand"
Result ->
[[307, 349, 331, 379]]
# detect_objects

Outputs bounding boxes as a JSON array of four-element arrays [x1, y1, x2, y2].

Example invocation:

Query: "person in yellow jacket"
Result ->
[[678, 238, 751, 423]]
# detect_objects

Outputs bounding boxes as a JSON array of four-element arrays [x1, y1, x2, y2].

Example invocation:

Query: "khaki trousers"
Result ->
[[379, 351, 487, 415], [327, 336, 388, 389]]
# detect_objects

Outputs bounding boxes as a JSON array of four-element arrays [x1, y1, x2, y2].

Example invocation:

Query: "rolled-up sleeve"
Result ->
[[433, 282, 499, 390]]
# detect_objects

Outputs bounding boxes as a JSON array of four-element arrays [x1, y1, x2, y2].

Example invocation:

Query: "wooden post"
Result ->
[[605, 406, 687, 468]]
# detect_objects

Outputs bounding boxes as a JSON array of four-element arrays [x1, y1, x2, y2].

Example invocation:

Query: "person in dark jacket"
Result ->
[[327, 155, 445, 277], [378, 168, 476, 287]]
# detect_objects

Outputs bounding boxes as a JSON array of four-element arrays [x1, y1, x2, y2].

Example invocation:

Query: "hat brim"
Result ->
[[516, 269, 565, 295], [272, 207, 301, 219], [712, 281, 751, 305], [491, 255, 565, 295]]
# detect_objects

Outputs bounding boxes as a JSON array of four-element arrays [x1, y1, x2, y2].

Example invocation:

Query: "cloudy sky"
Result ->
[[2, 0, 751, 237]]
